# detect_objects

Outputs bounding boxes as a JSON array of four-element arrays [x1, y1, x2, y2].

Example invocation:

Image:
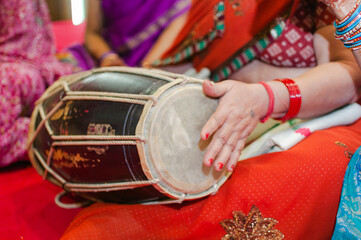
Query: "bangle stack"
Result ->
[[274, 79, 302, 122], [258, 79, 301, 123], [334, 0, 361, 51]]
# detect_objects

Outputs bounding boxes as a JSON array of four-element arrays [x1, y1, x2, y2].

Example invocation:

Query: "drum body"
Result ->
[[28, 67, 229, 204]]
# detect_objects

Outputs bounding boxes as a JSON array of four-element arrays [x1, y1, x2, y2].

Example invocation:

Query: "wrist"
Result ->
[[99, 51, 118, 63], [251, 83, 270, 122], [268, 81, 290, 119]]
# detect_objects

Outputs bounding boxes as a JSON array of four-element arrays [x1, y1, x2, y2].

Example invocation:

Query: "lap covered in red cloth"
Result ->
[[61, 118, 361, 240], [0, 163, 80, 240]]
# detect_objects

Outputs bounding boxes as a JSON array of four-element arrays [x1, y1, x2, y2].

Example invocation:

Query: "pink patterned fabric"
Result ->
[[259, 1, 335, 67], [0, 0, 72, 167]]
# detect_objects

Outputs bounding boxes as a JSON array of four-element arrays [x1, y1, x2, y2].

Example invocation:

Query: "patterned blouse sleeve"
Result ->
[[315, 1, 336, 29]]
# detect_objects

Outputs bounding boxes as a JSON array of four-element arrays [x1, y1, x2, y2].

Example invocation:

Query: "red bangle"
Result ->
[[259, 82, 274, 123], [274, 79, 302, 122]]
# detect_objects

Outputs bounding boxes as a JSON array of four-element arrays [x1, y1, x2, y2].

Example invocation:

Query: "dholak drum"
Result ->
[[28, 67, 230, 204]]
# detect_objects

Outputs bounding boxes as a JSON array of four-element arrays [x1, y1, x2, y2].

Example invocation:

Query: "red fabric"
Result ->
[[61, 118, 361, 240], [161, 0, 295, 71], [0, 163, 80, 240], [51, 20, 86, 52]]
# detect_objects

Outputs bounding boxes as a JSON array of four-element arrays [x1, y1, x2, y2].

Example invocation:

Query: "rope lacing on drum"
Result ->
[[63, 180, 160, 192], [43, 147, 54, 180], [62, 80, 70, 92], [52, 140, 140, 146], [141, 193, 187, 205], [178, 77, 190, 86], [96, 66, 205, 85], [54, 190, 92, 209], [65, 91, 158, 105], [61, 76, 158, 105], [62, 95, 156, 106], [211, 183, 219, 196], [177, 193, 186, 203], [90, 66, 178, 85], [27, 101, 64, 150], [33, 149, 67, 185], [39, 105, 54, 136], [51, 135, 146, 143], [33, 146, 161, 192], [34, 147, 160, 192]]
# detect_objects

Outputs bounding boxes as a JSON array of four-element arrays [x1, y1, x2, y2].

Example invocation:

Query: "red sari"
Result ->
[[159, 0, 295, 71], [152, 0, 333, 81], [61, 118, 361, 240]]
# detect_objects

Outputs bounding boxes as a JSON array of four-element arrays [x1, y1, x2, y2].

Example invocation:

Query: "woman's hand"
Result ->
[[86, 0, 127, 68], [201, 79, 268, 172], [99, 53, 126, 67]]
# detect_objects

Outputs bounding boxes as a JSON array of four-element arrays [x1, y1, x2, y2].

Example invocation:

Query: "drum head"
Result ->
[[142, 83, 225, 198]]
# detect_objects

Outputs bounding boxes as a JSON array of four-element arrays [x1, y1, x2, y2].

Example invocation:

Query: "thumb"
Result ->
[[202, 79, 228, 98]]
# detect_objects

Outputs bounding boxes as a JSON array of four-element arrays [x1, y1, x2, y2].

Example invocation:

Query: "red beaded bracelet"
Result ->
[[274, 79, 302, 122], [259, 82, 275, 123]]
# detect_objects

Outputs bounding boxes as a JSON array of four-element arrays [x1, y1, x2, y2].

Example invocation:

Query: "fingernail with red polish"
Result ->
[[229, 165, 235, 172], [204, 132, 209, 140], [208, 158, 213, 166], [217, 162, 224, 171]]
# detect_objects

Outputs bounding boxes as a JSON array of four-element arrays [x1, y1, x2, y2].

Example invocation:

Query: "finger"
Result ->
[[214, 120, 252, 172], [238, 115, 258, 140], [224, 118, 258, 172], [201, 105, 229, 140], [211, 117, 252, 171], [212, 130, 242, 171], [203, 117, 244, 167], [201, 80, 234, 140], [202, 79, 230, 98], [202, 127, 225, 167], [205, 113, 258, 169], [117, 59, 127, 66], [226, 138, 246, 172]]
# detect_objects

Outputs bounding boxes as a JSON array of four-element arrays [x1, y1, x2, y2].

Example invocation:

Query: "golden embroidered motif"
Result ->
[[335, 141, 354, 159], [220, 205, 284, 240], [228, 0, 250, 16]]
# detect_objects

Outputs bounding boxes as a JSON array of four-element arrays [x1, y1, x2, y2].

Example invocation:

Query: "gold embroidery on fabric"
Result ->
[[185, 0, 225, 45], [220, 205, 284, 240], [335, 141, 354, 159], [228, 0, 247, 16]]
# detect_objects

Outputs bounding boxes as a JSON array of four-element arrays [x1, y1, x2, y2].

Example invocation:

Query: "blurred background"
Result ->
[[46, 0, 87, 25], [45, 0, 87, 51]]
